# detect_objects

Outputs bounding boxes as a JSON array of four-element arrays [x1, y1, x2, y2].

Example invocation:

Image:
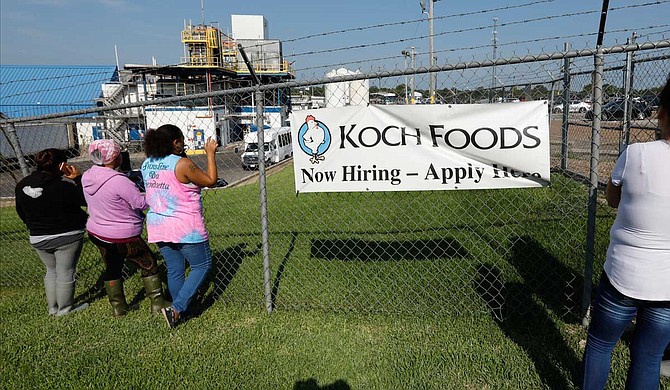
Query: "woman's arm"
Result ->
[[606, 178, 621, 208], [114, 175, 148, 210], [64, 168, 87, 207], [175, 137, 218, 187]]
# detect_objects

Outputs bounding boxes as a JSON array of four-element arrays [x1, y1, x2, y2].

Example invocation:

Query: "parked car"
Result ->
[[552, 100, 592, 113], [639, 94, 659, 110], [585, 98, 652, 120]]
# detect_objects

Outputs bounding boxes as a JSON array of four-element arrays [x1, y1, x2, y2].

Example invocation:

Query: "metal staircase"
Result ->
[[96, 82, 131, 146]]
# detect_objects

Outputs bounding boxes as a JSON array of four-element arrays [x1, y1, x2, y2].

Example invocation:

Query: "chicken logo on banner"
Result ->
[[298, 115, 331, 164]]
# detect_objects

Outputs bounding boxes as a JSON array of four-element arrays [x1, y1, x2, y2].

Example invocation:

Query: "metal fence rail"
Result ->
[[1, 40, 668, 322]]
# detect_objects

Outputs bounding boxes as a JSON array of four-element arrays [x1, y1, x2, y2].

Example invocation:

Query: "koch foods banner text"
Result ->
[[290, 102, 550, 193]]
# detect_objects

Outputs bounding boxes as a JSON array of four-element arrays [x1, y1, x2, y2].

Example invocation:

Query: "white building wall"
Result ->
[[77, 122, 96, 147], [145, 107, 219, 151], [102, 82, 149, 116], [231, 15, 268, 39], [235, 106, 283, 134]]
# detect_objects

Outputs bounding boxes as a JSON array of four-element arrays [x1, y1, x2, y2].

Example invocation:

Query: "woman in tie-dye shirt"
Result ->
[[141, 124, 218, 328]]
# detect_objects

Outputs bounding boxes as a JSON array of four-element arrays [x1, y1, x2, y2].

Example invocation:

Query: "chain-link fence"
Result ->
[[1, 39, 668, 322]]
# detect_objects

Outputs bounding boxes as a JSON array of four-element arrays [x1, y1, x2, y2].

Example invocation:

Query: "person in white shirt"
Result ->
[[582, 77, 670, 389]]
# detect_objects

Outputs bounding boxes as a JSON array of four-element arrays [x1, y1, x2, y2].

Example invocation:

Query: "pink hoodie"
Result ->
[[82, 165, 147, 239]]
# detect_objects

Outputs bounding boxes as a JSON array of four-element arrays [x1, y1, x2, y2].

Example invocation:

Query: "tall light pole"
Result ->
[[420, 0, 437, 104], [491, 17, 498, 103], [402, 47, 416, 104], [402, 51, 409, 104]]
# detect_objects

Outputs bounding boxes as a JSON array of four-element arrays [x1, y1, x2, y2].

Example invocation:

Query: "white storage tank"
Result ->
[[325, 68, 369, 108]]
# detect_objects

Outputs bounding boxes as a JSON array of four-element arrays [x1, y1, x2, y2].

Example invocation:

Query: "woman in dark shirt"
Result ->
[[15, 148, 89, 316]]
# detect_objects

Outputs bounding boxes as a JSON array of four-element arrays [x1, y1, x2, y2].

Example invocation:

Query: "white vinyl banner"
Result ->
[[290, 102, 550, 193]]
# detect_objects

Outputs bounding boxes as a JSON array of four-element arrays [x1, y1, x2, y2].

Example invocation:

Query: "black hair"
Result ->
[[34, 148, 67, 176], [143, 124, 184, 158], [660, 76, 670, 114]]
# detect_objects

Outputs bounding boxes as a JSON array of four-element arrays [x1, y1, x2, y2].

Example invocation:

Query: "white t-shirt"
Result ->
[[604, 140, 670, 301]]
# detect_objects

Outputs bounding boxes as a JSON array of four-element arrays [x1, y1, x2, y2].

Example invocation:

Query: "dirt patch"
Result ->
[[0, 197, 15, 208]]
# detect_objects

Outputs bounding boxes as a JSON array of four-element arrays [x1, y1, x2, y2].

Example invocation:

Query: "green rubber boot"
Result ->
[[141, 275, 171, 314], [104, 279, 129, 317]]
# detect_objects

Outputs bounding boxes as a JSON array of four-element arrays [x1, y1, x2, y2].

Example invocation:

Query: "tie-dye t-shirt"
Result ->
[[141, 154, 209, 244]]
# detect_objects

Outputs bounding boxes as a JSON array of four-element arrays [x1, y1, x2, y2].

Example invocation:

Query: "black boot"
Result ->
[[104, 279, 128, 317], [141, 275, 171, 314]]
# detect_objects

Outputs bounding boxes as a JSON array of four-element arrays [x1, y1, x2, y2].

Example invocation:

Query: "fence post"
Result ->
[[560, 42, 571, 171], [256, 89, 273, 314], [238, 43, 273, 314], [620, 32, 637, 154], [549, 80, 557, 114], [582, 47, 604, 326], [0, 118, 30, 177]]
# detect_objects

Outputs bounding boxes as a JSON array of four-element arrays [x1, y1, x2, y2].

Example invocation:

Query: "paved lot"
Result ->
[[550, 116, 659, 182]]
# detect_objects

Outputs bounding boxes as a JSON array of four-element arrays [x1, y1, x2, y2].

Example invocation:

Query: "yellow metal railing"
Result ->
[[207, 28, 219, 48], [180, 56, 222, 67]]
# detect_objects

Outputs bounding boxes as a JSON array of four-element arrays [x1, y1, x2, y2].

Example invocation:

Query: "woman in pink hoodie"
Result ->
[[82, 139, 169, 317]]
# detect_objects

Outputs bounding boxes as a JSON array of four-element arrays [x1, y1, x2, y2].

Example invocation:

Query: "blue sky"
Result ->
[[1, 0, 668, 78]]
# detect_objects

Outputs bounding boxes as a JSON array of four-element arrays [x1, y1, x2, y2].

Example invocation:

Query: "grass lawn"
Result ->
[[2, 286, 665, 389], [1, 163, 667, 389]]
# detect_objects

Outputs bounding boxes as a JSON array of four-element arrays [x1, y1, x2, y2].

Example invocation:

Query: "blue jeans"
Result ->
[[158, 241, 212, 314], [582, 275, 670, 390]]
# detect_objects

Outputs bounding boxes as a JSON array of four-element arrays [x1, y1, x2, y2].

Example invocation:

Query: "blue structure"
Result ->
[[0, 65, 118, 119]]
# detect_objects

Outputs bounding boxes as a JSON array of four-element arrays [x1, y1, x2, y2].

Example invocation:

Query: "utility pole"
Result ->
[[491, 17, 498, 103], [420, 0, 437, 104], [429, 0, 435, 104], [411, 47, 415, 104], [402, 47, 416, 104], [402, 51, 409, 104]]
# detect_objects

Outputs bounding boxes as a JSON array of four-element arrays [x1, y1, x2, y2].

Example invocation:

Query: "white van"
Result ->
[[240, 126, 293, 170]]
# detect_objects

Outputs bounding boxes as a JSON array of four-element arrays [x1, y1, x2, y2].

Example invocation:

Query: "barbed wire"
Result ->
[[291, 25, 670, 74], [239, 0, 663, 54], [280, 0, 555, 44], [638, 28, 670, 39], [284, 1, 670, 60], [6, 27, 662, 98], [2, 3, 667, 99]]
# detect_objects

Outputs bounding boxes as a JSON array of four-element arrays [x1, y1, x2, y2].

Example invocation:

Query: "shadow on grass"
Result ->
[[508, 235, 582, 323], [188, 242, 260, 318], [475, 235, 582, 389], [74, 265, 145, 307], [75, 252, 170, 312], [271, 232, 298, 309], [310, 238, 468, 261], [293, 378, 351, 390], [75, 273, 106, 306], [125, 262, 171, 309]]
